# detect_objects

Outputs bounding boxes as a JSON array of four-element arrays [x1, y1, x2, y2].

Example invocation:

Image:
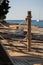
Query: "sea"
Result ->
[[6, 20, 43, 28]]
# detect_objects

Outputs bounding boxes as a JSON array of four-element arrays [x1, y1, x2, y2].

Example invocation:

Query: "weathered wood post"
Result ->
[[25, 11, 32, 51]]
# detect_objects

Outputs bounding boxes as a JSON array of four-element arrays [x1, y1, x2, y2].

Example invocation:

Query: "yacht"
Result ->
[[37, 19, 40, 22]]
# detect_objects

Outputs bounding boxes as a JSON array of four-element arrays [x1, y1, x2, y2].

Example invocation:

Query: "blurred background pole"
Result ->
[[25, 11, 32, 51]]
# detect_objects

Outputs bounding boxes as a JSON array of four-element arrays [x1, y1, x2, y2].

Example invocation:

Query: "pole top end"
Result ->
[[27, 11, 32, 17], [25, 11, 32, 22]]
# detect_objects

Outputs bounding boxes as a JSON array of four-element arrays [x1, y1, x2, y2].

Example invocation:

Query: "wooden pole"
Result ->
[[25, 11, 32, 51]]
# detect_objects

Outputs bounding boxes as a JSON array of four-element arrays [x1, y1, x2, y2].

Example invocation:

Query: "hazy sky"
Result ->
[[6, 0, 43, 20]]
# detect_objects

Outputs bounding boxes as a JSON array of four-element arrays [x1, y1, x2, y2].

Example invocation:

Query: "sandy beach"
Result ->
[[0, 24, 43, 33], [0, 24, 43, 65]]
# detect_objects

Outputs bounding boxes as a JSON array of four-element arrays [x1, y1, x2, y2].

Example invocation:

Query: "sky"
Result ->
[[6, 0, 43, 20]]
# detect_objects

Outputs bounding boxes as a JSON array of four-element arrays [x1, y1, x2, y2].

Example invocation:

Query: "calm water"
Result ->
[[6, 20, 43, 28]]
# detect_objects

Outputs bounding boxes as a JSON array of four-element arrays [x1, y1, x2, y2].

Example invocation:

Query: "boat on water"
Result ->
[[37, 19, 40, 22]]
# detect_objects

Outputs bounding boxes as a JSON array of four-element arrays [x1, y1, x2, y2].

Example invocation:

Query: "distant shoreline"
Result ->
[[9, 23, 43, 28], [0, 20, 43, 28], [5, 20, 43, 28]]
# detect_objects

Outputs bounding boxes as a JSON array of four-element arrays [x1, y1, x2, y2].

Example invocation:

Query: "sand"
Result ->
[[0, 24, 43, 65], [0, 24, 43, 34]]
